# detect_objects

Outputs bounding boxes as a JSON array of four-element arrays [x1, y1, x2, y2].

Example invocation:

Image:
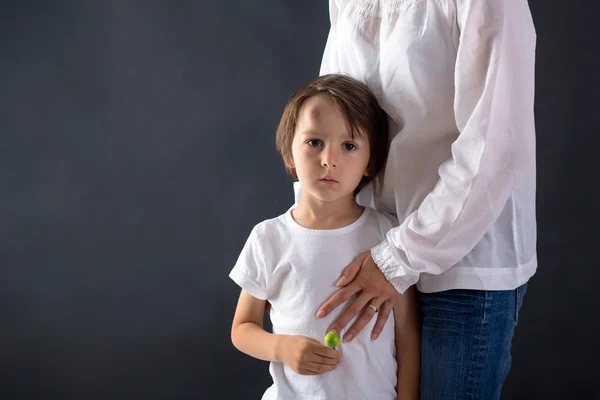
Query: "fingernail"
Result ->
[[335, 277, 346, 287], [317, 310, 325, 318], [371, 332, 379, 340], [343, 333, 353, 342]]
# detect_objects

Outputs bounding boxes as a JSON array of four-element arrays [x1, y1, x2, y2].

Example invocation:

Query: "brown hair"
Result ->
[[276, 74, 389, 195]]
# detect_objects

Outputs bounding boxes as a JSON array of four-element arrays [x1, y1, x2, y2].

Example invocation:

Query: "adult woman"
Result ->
[[309, 1, 537, 398]]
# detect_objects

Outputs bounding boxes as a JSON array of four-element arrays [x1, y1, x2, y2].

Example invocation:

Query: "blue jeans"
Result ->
[[419, 284, 527, 400]]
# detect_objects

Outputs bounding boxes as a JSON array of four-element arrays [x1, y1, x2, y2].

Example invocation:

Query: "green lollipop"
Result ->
[[324, 331, 341, 350]]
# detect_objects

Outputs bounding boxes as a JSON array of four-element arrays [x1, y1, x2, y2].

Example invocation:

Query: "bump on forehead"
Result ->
[[303, 94, 336, 119], [297, 94, 369, 141], [298, 95, 345, 130]]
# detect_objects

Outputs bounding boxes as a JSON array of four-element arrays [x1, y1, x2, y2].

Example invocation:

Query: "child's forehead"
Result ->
[[296, 95, 367, 140], [298, 95, 349, 129], [301, 94, 340, 116]]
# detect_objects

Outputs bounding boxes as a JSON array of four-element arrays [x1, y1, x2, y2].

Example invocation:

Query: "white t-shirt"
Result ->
[[230, 207, 399, 400]]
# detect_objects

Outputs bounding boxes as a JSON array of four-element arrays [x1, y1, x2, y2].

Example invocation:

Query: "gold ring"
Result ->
[[368, 304, 378, 313]]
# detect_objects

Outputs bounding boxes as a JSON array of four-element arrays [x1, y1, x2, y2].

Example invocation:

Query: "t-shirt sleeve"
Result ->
[[229, 227, 269, 300]]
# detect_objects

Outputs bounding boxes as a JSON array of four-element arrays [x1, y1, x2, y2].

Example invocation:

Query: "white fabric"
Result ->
[[230, 207, 399, 400], [296, 0, 538, 293]]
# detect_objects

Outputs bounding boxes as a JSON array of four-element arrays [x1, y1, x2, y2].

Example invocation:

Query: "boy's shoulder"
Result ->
[[364, 207, 399, 236], [360, 207, 398, 240], [247, 211, 291, 242]]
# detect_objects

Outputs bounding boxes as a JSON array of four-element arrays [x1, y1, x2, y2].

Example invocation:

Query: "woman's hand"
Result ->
[[316, 251, 400, 342]]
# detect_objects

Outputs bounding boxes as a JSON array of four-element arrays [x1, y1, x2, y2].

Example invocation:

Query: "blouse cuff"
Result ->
[[371, 238, 418, 294]]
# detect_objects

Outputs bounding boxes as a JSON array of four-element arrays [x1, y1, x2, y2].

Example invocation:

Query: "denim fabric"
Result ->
[[419, 284, 527, 400]]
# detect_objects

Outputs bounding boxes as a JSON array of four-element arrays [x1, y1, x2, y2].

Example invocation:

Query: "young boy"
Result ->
[[230, 74, 420, 399]]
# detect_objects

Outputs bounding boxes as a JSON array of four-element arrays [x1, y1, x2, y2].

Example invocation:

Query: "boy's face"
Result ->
[[287, 94, 370, 204]]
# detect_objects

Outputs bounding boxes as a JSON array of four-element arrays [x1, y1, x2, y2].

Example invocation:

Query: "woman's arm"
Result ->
[[393, 286, 420, 400], [371, 0, 537, 292], [231, 290, 341, 375], [317, 0, 537, 341]]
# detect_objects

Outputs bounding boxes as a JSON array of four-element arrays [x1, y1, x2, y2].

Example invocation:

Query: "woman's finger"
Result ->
[[316, 281, 361, 320], [316, 252, 370, 319], [326, 290, 374, 338], [335, 251, 369, 287], [346, 296, 386, 340], [341, 295, 385, 342], [370, 299, 395, 340]]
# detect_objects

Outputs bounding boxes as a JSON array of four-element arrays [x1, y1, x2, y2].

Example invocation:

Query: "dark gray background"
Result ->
[[1, 1, 598, 399]]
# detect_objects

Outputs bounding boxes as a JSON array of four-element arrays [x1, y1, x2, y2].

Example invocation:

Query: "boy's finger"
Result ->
[[307, 362, 337, 374], [312, 345, 341, 359], [317, 363, 337, 373], [299, 368, 320, 375], [309, 353, 340, 365]]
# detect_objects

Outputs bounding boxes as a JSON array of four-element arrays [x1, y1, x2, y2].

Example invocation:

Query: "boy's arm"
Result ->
[[231, 289, 341, 374], [231, 289, 285, 362], [393, 286, 421, 400]]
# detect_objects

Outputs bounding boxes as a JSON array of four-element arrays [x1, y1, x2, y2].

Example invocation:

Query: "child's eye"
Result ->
[[307, 139, 323, 147], [343, 142, 358, 151]]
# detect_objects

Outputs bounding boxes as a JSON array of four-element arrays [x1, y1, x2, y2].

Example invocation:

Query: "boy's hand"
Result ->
[[278, 335, 341, 375]]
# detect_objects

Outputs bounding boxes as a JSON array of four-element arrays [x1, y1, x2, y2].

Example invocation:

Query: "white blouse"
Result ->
[[309, 0, 538, 293]]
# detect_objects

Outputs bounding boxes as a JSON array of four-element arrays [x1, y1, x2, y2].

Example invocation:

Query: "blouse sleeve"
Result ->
[[371, 0, 537, 293]]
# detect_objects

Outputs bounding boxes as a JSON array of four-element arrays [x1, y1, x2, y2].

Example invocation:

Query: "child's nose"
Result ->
[[321, 148, 338, 168]]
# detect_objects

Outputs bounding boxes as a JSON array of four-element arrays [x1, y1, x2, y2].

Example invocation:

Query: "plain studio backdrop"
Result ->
[[1, 1, 598, 399]]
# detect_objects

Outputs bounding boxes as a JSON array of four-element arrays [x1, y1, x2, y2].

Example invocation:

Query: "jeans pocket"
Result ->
[[514, 283, 528, 323]]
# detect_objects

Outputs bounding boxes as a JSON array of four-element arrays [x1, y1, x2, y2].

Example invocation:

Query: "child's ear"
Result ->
[[285, 157, 295, 169]]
